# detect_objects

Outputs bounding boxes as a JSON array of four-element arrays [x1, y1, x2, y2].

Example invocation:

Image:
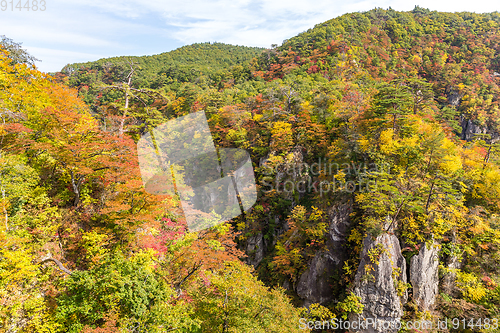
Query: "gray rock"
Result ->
[[297, 251, 339, 307], [246, 232, 264, 268], [349, 233, 407, 333], [460, 115, 500, 142], [461, 117, 488, 141], [410, 242, 439, 311], [442, 252, 462, 297], [447, 88, 462, 107], [296, 200, 352, 306]]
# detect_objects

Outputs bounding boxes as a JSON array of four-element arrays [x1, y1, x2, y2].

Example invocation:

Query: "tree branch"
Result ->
[[40, 254, 72, 275]]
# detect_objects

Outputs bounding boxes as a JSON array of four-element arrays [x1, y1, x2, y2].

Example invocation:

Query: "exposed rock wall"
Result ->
[[245, 232, 264, 268], [296, 200, 352, 306], [461, 117, 488, 141], [447, 88, 462, 107], [410, 242, 439, 311], [350, 233, 407, 333], [297, 251, 340, 306], [442, 252, 462, 297]]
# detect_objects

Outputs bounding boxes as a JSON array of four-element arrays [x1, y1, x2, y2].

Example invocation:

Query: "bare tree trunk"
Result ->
[[40, 253, 72, 275], [69, 170, 84, 206]]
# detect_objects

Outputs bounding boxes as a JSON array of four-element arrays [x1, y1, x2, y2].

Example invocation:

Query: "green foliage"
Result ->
[[6, 6, 500, 330], [190, 260, 305, 333], [336, 292, 364, 319], [56, 250, 196, 333]]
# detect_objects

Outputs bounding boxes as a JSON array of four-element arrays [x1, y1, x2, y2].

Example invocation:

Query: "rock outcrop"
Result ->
[[296, 200, 352, 306], [245, 232, 264, 267], [297, 251, 339, 306], [350, 233, 407, 333], [442, 252, 462, 297], [447, 88, 462, 107], [445, 87, 500, 142], [461, 117, 488, 141], [410, 242, 439, 311]]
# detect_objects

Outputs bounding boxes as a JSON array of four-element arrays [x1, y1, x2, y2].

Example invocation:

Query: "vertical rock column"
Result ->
[[350, 233, 407, 333], [410, 242, 439, 311]]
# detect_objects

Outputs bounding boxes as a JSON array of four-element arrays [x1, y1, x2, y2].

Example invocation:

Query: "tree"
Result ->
[[98, 61, 169, 137], [190, 260, 307, 333], [56, 250, 198, 333], [0, 35, 40, 67], [371, 79, 413, 131]]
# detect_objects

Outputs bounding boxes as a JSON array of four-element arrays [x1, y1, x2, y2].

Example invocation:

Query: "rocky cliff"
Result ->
[[349, 233, 407, 333], [410, 242, 439, 312], [297, 200, 352, 306]]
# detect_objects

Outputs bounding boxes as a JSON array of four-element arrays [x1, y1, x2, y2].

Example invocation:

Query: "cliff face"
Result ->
[[460, 117, 491, 141], [297, 201, 352, 306], [245, 232, 264, 267], [349, 233, 407, 333], [410, 242, 439, 312]]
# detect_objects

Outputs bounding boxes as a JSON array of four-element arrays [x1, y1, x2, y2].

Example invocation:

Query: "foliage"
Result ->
[[4, 6, 500, 330]]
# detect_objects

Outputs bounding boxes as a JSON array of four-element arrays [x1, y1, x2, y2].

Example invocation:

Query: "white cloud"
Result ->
[[25, 47, 106, 72], [0, 0, 499, 72]]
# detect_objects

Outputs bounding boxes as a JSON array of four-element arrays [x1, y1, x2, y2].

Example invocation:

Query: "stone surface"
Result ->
[[296, 200, 352, 306], [446, 87, 500, 142], [410, 242, 439, 311], [447, 88, 462, 107], [442, 252, 462, 297], [460, 115, 499, 142], [297, 251, 338, 306], [245, 232, 264, 268], [349, 233, 407, 333], [461, 117, 488, 141]]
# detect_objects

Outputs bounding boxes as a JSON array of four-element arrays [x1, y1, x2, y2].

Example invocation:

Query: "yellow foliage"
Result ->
[[81, 230, 109, 264], [348, 228, 363, 246], [401, 215, 426, 246], [270, 121, 293, 152], [456, 272, 487, 302], [253, 113, 263, 121], [440, 154, 462, 174], [358, 135, 371, 152], [379, 129, 396, 154]]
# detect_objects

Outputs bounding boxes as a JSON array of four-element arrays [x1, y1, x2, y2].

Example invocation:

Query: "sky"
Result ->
[[0, 0, 499, 73]]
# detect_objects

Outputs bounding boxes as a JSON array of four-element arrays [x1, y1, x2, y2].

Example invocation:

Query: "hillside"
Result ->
[[3, 6, 500, 333], [61, 42, 264, 91]]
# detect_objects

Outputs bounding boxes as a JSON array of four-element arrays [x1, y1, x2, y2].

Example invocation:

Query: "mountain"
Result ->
[[60, 42, 264, 90], [3, 7, 500, 332]]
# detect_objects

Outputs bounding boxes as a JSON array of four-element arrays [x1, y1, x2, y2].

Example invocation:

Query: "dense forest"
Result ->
[[2, 6, 500, 332]]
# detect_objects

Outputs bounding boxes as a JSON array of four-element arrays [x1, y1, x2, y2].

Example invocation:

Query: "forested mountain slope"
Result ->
[[61, 42, 264, 94], [2, 6, 500, 333]]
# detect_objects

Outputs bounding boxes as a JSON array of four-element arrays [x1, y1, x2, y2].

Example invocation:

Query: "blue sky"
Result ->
[[1, 0, 499, 73]]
